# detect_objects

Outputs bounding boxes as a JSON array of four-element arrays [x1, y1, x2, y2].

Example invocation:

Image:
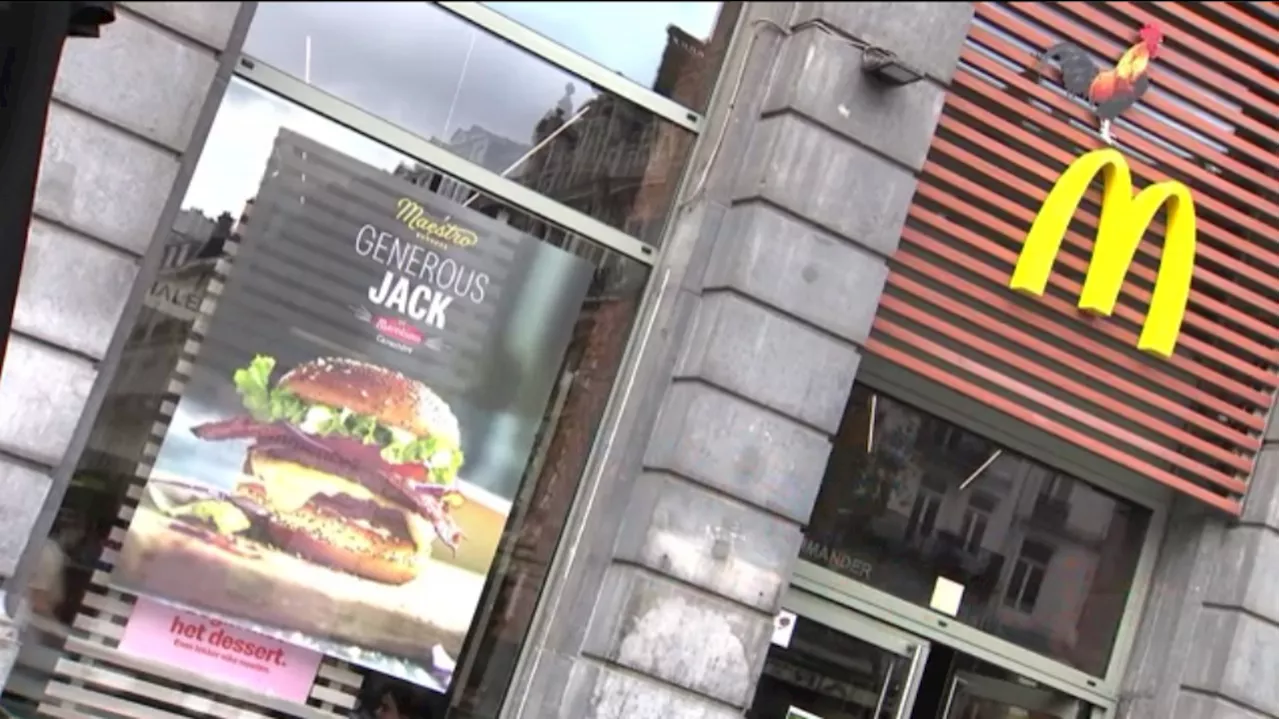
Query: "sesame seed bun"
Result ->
[[234, 478, 423, 585], [277, 357, 460, 445], [265, 501, 421, 586]]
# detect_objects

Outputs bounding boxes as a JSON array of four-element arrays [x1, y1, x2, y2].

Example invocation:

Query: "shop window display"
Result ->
[[243, 1, 738, 248], [4, 76, 649, 719], [803, 384, 1152, 678]]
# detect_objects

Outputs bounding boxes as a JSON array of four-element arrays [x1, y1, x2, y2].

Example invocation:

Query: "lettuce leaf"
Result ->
[[231, 355, 463, 484], [232, 355, 276, 422], [232, 355, 306, 424], [381, 434, 464, 485]]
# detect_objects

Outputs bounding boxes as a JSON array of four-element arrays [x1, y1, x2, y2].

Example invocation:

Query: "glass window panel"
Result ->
[[480, 1, 735, 113], [804, 384, 1152, 677], [7, 75, 648, 719], [943, 653, 1092, 719], [962, 511, 987, 555], [1005, 563, 1029, 607], [244, 1, 718, 247], [921, 495, 941, 538], [749, 614, 915, 719], [1022, 539, 1056, 565], [969, 491, 998, 513], [1023, 565, 1047, 612]]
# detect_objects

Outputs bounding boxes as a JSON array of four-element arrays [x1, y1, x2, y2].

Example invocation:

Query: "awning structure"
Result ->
[[0, 1, 116, 376]]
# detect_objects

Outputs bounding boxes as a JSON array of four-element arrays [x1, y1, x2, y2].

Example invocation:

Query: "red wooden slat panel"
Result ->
[[1061, 2, 1277, 101], [914, 175, 1277, 360], [908, 203, 1275, 397], [933, 105, 1279, 294], [944, 86, 1279, 265], [897, 227, 1273, 420], [865, 336, 1243, 515], [962, 23, 1274, 194], [884, 268, 1262, 453], [976, 4, 1280, 160], [880, 292, 1254, 475], [924, 138, 1279, 325], [867, 1, 1280, 515], [963, 30, 1278, 196], [1159, 3, 1276, 69], [918, 161, 1278, 343]]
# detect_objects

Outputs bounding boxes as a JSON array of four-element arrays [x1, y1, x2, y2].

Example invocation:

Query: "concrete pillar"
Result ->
[[0, 0, 254, 684], [1120, 402, 1279, 719], [505, 4, 973, 717]]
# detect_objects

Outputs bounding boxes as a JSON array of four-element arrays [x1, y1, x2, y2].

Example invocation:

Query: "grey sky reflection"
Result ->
[[482, 2, 721, 84], [244, 2, 721, 150], [183, 79, 411, 219]]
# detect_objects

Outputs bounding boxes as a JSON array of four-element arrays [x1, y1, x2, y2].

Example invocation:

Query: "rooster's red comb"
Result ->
[[1139, 23, 1164, 43]]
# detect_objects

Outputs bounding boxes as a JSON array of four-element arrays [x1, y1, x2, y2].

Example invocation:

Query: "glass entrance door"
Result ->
[[748, 589, 929, 719], [939, 671, 1083, 719]]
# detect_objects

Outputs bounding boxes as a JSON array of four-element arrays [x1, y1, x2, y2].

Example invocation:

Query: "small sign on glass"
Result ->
[[772, 610, 797, 648]]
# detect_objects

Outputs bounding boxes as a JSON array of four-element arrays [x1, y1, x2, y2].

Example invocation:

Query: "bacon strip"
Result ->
[[192, 416, 463, 551], [192, 416, 289, 442]]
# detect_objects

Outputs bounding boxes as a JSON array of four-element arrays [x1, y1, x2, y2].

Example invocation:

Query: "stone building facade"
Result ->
[[0, 3, 1275, 719]]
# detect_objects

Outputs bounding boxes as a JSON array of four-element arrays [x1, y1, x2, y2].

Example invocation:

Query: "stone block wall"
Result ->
[[504, 4, 975, 717], [1121, 401, 1279, 719], [0, 1, 252, 675]]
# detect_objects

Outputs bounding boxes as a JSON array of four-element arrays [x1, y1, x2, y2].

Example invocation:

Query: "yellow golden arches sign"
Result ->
[[1009, 148, 1197, 359]]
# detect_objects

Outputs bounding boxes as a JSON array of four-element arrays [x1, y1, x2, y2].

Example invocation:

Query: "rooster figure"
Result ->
[[1037, 24, 1164, 146]]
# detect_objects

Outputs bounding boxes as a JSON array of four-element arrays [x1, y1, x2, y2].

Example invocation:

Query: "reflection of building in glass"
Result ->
[[82, 208, 236, 481], [391, 127, 529, 204], [393, 161, 438, 189], [435, 15, 740, 710], [805, 390, 1148, 676], [436, 126, 531, 204], [49, 207, 237, 646], [389, 8, 742, 300], [630, 14, 739, 226], [446, 125, 530, 176], [518, 12, 739, 249]]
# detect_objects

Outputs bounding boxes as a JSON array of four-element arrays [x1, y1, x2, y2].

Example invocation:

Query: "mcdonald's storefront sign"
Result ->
[[1009, 148, 1196, 360]]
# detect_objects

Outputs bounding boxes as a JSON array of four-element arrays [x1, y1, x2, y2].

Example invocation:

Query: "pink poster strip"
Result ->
[[118, 597, 322, 703]]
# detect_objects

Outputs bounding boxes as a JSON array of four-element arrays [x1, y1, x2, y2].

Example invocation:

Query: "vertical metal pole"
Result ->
[[939, 676, 969, 719], [896, 642, 931, 719], [871, 661, 896, 717]]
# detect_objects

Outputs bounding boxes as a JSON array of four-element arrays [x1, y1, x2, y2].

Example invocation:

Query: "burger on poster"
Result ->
[[186, 355, 468, 584]]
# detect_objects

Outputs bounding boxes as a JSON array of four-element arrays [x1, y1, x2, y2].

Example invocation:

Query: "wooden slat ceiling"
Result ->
[[866, 1, 1279, 514]]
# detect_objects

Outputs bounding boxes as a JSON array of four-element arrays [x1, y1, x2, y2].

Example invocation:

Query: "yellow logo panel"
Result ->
[[1009, 149, 1196, 359]]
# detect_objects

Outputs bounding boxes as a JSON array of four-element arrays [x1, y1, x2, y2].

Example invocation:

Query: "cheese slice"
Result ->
[[246, 454, 435, 560]]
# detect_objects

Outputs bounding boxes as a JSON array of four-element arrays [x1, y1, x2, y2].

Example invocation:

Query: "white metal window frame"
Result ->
[[783, 588, 925, 660], [233, 57, 659, 267], [232, 0, 729, 270], [1003, 548, 1048, 614], [782, 587, 933, 719], [798, 359, 1175, 719], [959, 507, 988, 556]]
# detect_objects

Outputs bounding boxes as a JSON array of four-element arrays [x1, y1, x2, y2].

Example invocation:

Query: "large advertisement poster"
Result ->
[[111, 128, 593, 693]]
